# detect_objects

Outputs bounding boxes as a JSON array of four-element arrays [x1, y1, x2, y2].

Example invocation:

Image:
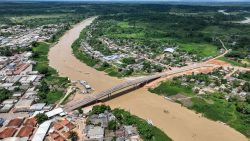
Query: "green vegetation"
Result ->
[[122, 57, 136, 65], [90, 104, 111, 115], [219, 57, 246, 67], [179, 43, 218, 58], [71, 29, 124, 77], [149, 81, 193, 96], [35, 113, 49, 124], [150, 79, 250, 137], [32, 42, 69, 104], [72, 29, 100, 67], [0, 88, 12, 103], [69, 131, 79, 141], [90, 105, 172, 141], [238, 71, 250, 81], [191, 94, 250, 137], [112, 108, 172, 141]]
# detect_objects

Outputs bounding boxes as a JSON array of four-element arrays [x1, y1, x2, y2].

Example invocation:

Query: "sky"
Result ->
[[1, 0, 250, 2]]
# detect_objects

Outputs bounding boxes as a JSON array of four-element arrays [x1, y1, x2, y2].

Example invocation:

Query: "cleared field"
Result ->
[[179, 43, 219, 57]]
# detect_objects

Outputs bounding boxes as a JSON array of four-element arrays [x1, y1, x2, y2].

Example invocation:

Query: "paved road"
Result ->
[[64, 63, 216, 112]]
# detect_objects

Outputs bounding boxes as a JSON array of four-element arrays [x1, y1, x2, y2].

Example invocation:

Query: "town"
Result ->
[[0, 24, 64, 48], [0, 1, 250, 141], [78, 20, 220, 77]]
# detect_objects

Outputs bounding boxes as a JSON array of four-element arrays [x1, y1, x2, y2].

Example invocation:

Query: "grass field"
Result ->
[[108, 32, 145, 38], [149, 81, 194, 96], [219, 57, 247, 67], [117, 21, 131, 28], [46, 91, 64, 104], [179, 43, 219, 58], [10, 14, 69, 23]]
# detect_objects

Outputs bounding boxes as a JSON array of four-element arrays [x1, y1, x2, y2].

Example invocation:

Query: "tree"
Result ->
[[0, 88, 11, 103], [40, 81, 49, 93], [69, 131, 78, 141], [108, 120, 117, 131], [38, 65, 49, 75], [31, 41, 38, 47], [91, 105, 111, 115], [236, 102, 250, 114], [35, 113, 48, 124], [246, 95, 250, 104], [243, 82, 250, 92]]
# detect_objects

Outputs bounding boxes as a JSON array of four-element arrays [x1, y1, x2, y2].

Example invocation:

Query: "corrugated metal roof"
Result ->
[[45, 108, 63, 118], [31, 120, 52, 141]]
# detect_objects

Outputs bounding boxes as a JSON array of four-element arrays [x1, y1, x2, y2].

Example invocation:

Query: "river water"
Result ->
[[48, 17, 248, 141]]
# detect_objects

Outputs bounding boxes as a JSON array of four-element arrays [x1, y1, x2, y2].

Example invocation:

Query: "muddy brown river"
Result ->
[[48, 17, 248, 141]]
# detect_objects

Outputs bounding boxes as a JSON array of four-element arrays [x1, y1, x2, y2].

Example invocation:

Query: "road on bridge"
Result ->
[[64, 63, 216, 112]]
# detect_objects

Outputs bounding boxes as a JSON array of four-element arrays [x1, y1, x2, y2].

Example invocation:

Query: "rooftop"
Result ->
[[17, 126, 34, 137], [6, 118, 23, 127], [23, 117, 37, 127], [46, 108, 64, 118], [32, 120, 52, 141], [0, 127, 17, 139]]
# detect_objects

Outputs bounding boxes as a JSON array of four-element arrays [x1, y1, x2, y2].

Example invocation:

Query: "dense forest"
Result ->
[[0, 2, 250, 65]]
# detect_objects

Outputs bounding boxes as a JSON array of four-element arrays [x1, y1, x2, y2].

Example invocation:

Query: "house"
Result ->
[[6, 118, 24, 128], [86, 126, 104, 141], [23, 117, 37, 127], [124, 126, 138, 137], [0, 104, 14, 113], [58, 118, 75, 131], [46, 108, 64, 118], [164, 48, 175, 53], [30, 103, 46, 111], [17, 126, 34, 138], [15, 99, 33, 112], [32, 120, 52, 141], [0, 127, 17, 139]]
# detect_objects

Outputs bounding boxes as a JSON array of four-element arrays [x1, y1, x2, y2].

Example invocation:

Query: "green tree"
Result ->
[[90, 105, 111, 115], [0, 88, 11, 103], [246, 95, 250, 104], [236, 102, 250, 114], [32, 41, 38, 47], [108, 120, 118, 131], [69, 131, 78, 141], [35, 113, 48, 124], [40, 81, 49, 93]]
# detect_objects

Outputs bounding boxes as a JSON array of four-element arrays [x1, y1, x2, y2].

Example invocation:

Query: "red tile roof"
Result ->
[[58, 119, 75, 130], [62, 131, 71, 139], [17, 126, 34, 137], [23, 117, 37, 127], [66, 122, 75, 130], [58, 119, 69, 126], [6, 118, 23, 127], [14, 64, 30, 75], [54, 135, 65, 141], [0, 127, 17, 139], [53, 122, 63, 131], [49, 131, 60, 139]]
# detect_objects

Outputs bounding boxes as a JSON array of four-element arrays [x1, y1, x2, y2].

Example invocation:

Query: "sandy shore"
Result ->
[[48, 17, 248, 141]]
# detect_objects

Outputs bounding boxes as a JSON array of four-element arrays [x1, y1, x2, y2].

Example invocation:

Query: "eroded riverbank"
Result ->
[[48, 17, 248, 141]]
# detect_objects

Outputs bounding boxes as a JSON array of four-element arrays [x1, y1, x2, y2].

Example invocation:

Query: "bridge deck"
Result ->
[[64, 64, 215, 112]]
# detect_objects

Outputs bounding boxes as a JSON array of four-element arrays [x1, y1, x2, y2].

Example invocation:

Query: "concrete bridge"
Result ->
[[64, 63, 216, 112]]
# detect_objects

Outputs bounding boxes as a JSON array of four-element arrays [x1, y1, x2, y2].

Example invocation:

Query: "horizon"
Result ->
[[1, 0, 250, 2]]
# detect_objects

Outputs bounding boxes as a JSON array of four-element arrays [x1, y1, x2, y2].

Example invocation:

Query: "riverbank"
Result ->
[[48, 17, 248, 141]]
